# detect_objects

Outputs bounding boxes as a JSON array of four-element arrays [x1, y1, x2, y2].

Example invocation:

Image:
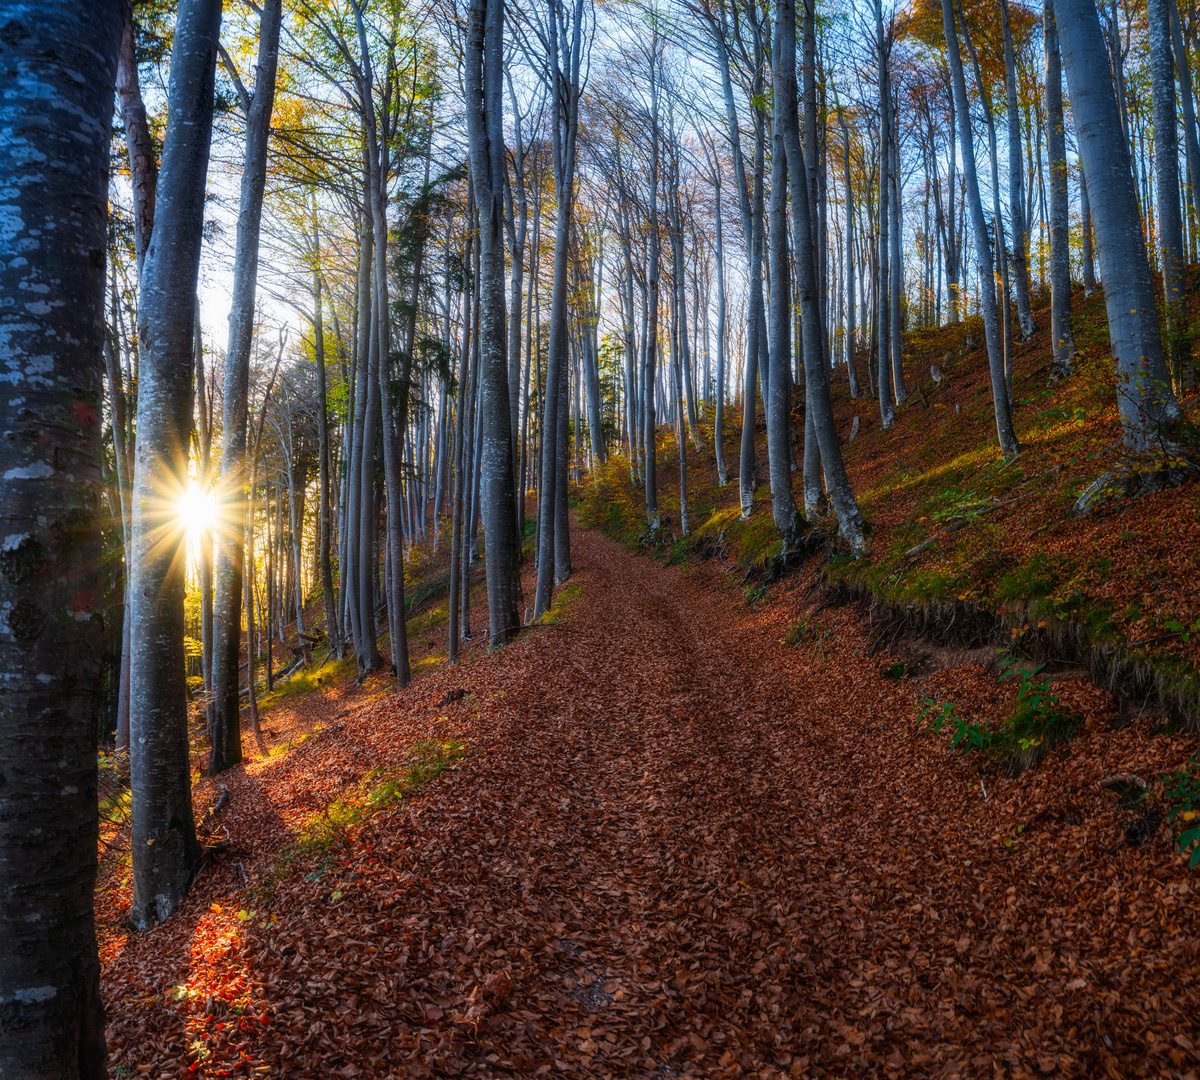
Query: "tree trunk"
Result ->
[[465, 0, 523, 646], [208, 0, 282, 775], [1045, 0, 1076, 375], [129, 0, 221, 930], [0, 4, 119, 1072], [768, 18, 803, 547], [1149, 0, 1192, 389], [941, 0, 1020, 457], [1080, 160, 1096, 294], [837, 104, 859, 398], [116, 0, 157, 275], [1003, 0, 1036, 340], [311, 213, 342, 658], [783, 0, 867, 553], [532, 0, 584, 617], [1058, 0, 1182, 448]]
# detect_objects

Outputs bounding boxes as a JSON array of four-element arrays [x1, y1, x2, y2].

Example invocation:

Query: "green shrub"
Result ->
[[992, 664, 1084, 775]]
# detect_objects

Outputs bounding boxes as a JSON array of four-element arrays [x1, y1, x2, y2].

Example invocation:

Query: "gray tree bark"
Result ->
[[532, 0, 585, 617], [1149, 0, 1191, 388], [1057, 0, 1182, 448], [836, 103, 859, 398], [875, 1, 895, 428], [310, 212, 342, 659], [208, 0, 281, 775], [1001, 0, 1035, 340], [941, 0, 1020, 457], [129, 0, 221, 931], [465, 0, 523, 645], [767, 13, 802, 547], [0, 3, 119, 1073], [782, 0, 867, 553], [116, 0, 157, 275], [1045, 0, 1076, 375]]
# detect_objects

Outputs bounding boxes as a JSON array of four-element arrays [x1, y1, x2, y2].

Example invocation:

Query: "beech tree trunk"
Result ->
[[208, 0, 281, 775], [782, 0, 867, 553], [767, 28, 801, 546], [1045, 0, 1076, 375], [0, 4, 119, 1073], [941, 0, 1020, 457], [1148, 0, 1191, 388], [875, 1, 895, 428], [465, 0, 523, 645], [533, 0, 584, 617], [1057, 0, 1182, 448], [1003, 0, 1036, 340], [128, 0, 221, 931]]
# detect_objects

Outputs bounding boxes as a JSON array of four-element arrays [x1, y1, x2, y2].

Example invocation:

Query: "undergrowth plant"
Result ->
[[994, 662, 1084, 775], [1162, 757, 1200, 868], [919, 699, 991, 752], [254, 738, 465, 903]]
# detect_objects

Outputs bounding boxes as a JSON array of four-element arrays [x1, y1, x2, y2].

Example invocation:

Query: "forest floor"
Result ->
[[100, 518, 1200, 1079]]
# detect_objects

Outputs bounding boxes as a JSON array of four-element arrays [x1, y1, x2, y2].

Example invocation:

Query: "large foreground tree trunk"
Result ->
[[129, 0, 221, 931], [0, 5, 120, 1075]]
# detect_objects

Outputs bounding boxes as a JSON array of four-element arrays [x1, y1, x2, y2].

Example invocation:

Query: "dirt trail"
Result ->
[[104, 525, 1200, 1079]]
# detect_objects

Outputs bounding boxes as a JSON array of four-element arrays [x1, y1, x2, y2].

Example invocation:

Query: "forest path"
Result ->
[[103, 523, 1200, 1079]]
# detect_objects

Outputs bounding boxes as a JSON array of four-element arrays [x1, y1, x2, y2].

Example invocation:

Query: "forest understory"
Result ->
[[98, 504, 1200, 1079]]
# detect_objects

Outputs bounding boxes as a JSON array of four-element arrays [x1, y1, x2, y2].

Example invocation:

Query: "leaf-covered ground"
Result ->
[[102, 523, 1200, 1079]]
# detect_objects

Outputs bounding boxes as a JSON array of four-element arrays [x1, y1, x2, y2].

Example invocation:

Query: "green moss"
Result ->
[[995, 552, 1063, 602], [258, 738, 466, 895]]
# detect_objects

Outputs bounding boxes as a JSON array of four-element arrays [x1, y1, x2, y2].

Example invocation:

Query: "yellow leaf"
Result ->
[[1181, 810, 1199, 822]]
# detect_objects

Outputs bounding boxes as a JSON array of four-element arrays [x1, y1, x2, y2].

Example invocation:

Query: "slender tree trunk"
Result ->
[[768, 22, 802, 546], [1169, 0, 1200, 259], [1045, 0, 1076, 375], [1149, 0, 1191, 388], [0, 4, 118, 1071], [783, 0, 867, 552], [1003, 0, 1036, 339], [311, 214, 342, 658], [712, 170, 729, 483], [208, 0, 282, 775], [129, 0, 220, 930], [448, 223, 473, 659], [465, 0, 523, 645], [941, 0, 1020, 457], [533, 0, 584, 617], [194, 320, 213, 703], [116, 0, 157, 275], [889, 111, 905, 403], [837, 105, 859, 397], [1080, 161, 1096, 294]]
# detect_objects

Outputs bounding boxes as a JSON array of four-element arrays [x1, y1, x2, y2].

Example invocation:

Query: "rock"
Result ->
[[1099, 773, 1150, 806], [931, 363, 943, 385], [1072, 461, 1196, 517]]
